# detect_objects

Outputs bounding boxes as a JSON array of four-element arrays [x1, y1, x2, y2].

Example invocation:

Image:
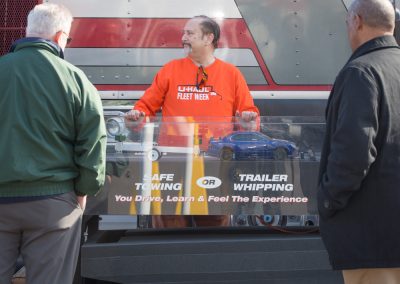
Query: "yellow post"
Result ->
[[189, 123, 208, 214], [150, 162, 162, 214], [189, 155, 208, 214]]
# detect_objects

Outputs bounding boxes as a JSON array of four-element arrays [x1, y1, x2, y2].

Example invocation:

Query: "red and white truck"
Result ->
[[2, 1, 400, 283]]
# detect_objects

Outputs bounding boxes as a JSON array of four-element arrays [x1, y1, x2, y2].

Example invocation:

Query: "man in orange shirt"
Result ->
[[126, 15, 259, 227]]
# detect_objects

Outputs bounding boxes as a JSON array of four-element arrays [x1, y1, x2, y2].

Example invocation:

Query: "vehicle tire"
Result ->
[[147, 148, 161, 161], [273, 147, 287, 160], [220, 147, 234, 161], [247, 215, 283, 226], [230, 167, 244, 181]]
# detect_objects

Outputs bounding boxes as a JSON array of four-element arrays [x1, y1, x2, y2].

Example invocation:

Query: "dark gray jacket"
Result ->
[[318, 36, 400, 270]]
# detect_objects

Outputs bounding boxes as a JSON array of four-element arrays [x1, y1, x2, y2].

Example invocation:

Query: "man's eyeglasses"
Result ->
[[196, 65, 208, 89], [62, 31, 72, 44]]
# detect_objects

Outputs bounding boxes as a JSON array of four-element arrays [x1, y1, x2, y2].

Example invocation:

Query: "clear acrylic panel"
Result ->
[[88, 114, 325, 221]]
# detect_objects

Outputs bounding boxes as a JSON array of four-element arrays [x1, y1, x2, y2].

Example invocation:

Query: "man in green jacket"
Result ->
[[0, 3, 106, 284]]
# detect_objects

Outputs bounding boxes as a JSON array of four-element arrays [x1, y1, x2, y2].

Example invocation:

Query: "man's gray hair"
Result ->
[[26, 3, 73, 39], [349, 0, 395, 30], [193, 15, 220, 49]]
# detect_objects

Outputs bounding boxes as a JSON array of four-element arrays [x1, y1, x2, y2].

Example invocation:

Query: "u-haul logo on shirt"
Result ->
[[177, 85, 221, 101]]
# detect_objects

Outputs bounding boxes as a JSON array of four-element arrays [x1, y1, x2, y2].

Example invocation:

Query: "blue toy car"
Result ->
[[207, 131, 298, 161]]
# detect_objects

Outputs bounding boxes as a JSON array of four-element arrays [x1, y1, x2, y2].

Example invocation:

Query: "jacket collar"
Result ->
[[326, 36, 399, 119], [348, 35, 399, 63], [9, 37, 64, 59]]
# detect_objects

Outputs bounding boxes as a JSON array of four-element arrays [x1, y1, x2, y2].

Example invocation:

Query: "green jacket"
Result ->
[[0, 39, 106, 197]]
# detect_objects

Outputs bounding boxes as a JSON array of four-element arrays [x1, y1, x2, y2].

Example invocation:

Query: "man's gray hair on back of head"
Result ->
[[348, 0, 395, 30], [26, 3, 73, 39]]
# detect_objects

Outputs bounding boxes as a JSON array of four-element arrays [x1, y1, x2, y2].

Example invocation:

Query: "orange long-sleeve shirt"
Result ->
[[134, 57, 259, 117]]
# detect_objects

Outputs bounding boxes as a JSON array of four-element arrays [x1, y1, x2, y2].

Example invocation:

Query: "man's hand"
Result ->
[[235, 111, 259, 131], [237, 111, 258, 122], [77, 195, 87, 210], [125, 109, 145, 121]]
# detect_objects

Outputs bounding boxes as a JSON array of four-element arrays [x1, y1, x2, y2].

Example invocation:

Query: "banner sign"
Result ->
[[87, 115, 324, 216]]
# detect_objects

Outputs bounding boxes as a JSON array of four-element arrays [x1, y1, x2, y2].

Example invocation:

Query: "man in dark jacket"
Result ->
[[317, 0, 400, 282], [0, 3, 106, 284]]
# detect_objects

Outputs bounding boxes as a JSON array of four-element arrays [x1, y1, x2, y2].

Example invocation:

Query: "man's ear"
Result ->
[[354, 14, 363, 31], [206, 33, 214, 46], [53, 31, 63, 45]]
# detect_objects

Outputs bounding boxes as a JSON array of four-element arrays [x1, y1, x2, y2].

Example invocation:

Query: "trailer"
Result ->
[[2, 1, 400, 283]]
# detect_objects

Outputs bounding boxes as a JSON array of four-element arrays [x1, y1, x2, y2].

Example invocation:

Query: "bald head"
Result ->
[[348, 0, 395, 31]]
